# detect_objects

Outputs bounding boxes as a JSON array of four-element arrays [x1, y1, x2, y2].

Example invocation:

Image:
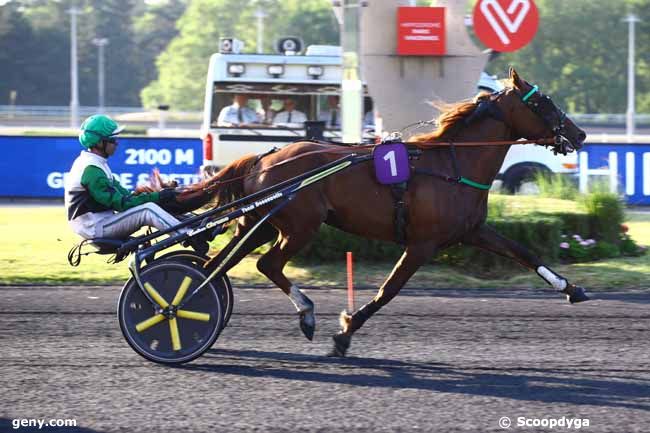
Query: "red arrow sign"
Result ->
[[473, 0, 539, 52]]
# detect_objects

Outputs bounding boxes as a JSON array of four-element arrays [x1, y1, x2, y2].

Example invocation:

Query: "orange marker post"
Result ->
[[346, 251, 355, 312]]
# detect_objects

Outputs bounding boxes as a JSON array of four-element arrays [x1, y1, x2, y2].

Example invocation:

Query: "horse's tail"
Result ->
[[202, 153, 260, 208]]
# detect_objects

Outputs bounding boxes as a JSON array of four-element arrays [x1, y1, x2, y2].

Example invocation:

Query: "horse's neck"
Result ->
[[445, 118, 513, 185]]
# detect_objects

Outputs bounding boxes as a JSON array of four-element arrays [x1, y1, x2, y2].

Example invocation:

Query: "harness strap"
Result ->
[[449, 141, 461, 180], [413, 168, 492, 190], [459, 177, 492, 190], [389, 181, 408, 244], [522, 85, 539, 102], [254, 146, 280, 166]]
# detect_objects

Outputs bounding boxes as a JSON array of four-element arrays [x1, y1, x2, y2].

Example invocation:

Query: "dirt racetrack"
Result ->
[[2, 285, 649, 432]]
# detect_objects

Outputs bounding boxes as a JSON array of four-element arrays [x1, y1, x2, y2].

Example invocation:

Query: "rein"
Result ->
[[193, 137, 555, 196], [192, 84, 560, 196]]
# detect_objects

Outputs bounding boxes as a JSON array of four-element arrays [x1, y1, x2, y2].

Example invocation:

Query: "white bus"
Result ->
[[200, 43, 375, 174]]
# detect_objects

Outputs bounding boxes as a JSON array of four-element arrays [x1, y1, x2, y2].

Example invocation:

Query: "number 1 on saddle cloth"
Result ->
[[373, 142, 411, 185]]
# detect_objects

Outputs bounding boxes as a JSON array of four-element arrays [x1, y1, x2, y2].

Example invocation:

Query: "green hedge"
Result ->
[[293, 194, 630, 270], [236, 192, 638, 272], [294, 215, 567, 269], [436, 215, 563, 271]]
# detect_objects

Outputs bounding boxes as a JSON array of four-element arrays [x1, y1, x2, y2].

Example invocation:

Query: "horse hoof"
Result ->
[[327, 333, 351, 357], [299, 310, 315, 341], [563, 284, 590, 304]]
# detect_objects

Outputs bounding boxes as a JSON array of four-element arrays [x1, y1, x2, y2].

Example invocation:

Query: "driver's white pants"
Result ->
[[95, 202, 183, 239]]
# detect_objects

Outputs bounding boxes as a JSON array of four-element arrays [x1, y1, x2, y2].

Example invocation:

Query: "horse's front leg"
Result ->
[[463, 224, 589, 303], [329, 242, 437, 357]]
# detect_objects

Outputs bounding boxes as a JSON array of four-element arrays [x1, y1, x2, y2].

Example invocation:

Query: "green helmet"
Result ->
[[78, 114, 125, 149]]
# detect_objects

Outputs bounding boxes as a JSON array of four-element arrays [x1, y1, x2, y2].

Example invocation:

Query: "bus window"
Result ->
[[312, 95, 376, 130], [211, 85, 326, 129], [363, 97, 375, 130]]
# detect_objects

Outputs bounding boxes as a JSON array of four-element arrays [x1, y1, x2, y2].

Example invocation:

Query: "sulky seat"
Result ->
[[89, 237, 132, 255]]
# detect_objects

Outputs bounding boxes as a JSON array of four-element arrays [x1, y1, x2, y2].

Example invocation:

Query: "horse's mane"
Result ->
[[409, 80, 511, 144]]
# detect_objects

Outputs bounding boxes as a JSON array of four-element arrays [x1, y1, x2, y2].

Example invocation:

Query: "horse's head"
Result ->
[[498, 67, 586, 154]]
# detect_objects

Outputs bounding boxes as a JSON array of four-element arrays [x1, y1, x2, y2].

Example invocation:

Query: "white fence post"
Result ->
[[626, 152, 635, 195], [609, 151, 618, 193], [642, 152, 650, 196], [579, 152, 589, 193]]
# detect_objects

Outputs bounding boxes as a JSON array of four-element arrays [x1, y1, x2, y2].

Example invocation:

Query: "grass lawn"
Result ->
[[1, 197, 648, 290]]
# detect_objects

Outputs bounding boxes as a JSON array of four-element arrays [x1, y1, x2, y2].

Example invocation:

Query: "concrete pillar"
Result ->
[[361, 0, 488, 137]]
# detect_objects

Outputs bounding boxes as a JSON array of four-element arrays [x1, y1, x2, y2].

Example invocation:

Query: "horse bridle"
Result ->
[[518, 84, 572, 155]]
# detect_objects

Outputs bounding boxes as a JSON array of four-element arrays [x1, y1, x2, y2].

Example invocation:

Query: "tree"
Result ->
[[76, 0, 146, 106], [133, 0, 187, 91], [485, 0, 649, 114], [0, 0, 185, 107], [141, 0, 340, 110], [0, 1, 69, 105]]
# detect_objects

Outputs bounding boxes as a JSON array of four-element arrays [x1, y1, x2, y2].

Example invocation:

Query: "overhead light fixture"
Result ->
[[307, 65, 324, 78], [220, 37, 244, 54], [227, 63, 245, 77], [267, 64, 284, 78]]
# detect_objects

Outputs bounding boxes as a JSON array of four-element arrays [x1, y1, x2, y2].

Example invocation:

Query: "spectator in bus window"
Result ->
[[63, 114, 208, 254], [273, 98, 307, 127], [363, 98, 375, 129], [319, 95, 340, 128], [258, 95, 276, 124], [217, 94, 259, 127], [363, 110, 375, 129]]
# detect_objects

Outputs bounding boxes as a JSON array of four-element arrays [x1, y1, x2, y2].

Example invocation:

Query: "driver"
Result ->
[[64, 115, 206, 252]]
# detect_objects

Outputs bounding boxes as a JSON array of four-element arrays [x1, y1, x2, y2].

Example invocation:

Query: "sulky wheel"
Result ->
[[118, 261, 223, 364], [154, 250, 234, 328]]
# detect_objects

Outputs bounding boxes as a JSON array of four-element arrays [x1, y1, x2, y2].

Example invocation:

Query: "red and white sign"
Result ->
[[473, 0, 539, 52], [397, 7, 446, 56]]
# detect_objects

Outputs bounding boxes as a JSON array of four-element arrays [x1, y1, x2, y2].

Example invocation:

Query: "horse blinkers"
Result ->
[[521, 86, 575, 155]]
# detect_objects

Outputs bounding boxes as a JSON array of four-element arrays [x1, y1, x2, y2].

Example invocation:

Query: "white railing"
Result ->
[[0, 105, 144, 117], [0, 105, 202, 120], [571, 113, 650, 124]]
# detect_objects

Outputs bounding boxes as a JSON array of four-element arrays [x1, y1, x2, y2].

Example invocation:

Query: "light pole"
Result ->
[[68, 7, 81, 128], [624, 14, 641, 139], [255, 7, 266, 54], [92, 38, 109, 112], [340, 0, 363, 144]]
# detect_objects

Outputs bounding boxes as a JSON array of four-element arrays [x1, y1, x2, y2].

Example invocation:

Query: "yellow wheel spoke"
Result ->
[[144, 282, 169, 308], [171, 276, 193, 306], [169, 318, 181, 351], [135, 314, 166, 333], [177, 310, 210, 322]]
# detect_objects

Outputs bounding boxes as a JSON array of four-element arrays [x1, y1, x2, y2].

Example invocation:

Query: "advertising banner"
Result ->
[[581, 143, 650, 206], [396, 7, 446, 56], [0, 136, 201, 197]]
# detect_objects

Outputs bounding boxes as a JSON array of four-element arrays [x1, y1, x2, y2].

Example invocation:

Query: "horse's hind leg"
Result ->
[[463, 224, 589, 303], [256, 229, 320, 340], [330, 242, 437, 357], [205, 215, 278, 275]]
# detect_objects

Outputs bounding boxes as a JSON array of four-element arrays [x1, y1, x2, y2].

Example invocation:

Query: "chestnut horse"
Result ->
[[183, 68, 588, 357]]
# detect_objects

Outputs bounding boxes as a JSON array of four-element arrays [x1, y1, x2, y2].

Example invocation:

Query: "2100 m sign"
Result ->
[[124, 148, 195, 166]]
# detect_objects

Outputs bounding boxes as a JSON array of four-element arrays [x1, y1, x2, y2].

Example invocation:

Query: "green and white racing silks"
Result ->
[[64, 151, 160, 238]]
